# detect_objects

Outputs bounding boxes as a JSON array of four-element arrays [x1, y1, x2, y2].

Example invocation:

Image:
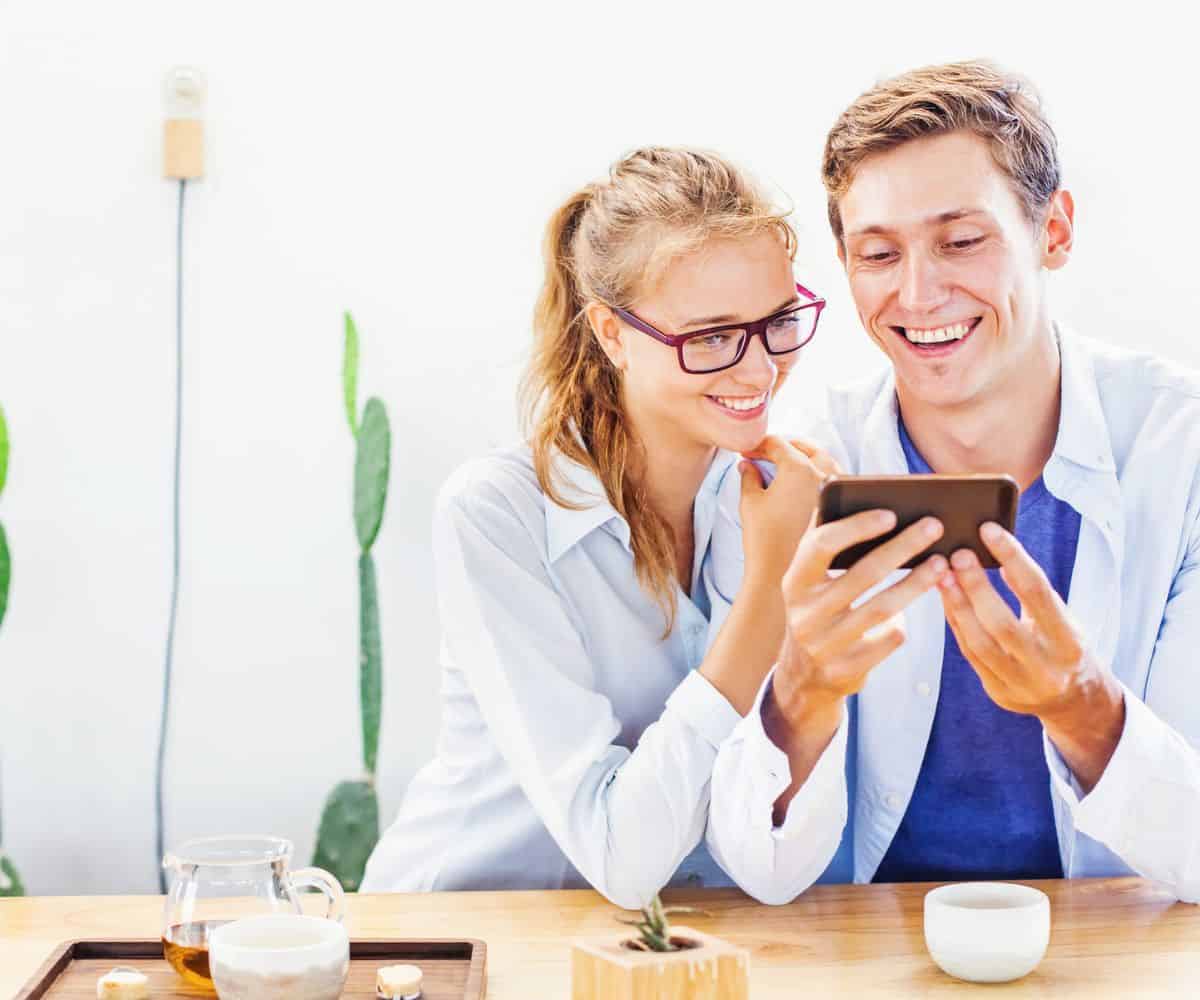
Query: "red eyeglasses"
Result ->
[[612, 282, 825, 374]]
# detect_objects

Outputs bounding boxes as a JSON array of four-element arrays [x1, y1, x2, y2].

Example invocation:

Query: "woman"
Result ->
[[361, 148, 833, 907]]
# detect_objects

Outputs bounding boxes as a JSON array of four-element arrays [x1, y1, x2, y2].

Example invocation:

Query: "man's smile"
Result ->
[[889, 317, 983, 355]]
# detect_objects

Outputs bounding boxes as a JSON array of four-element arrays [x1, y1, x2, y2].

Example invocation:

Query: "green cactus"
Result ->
[[313, 313, 390, 892], [0, 402, 22, 897], [354, 399, 391, 552], [0, 402, 8, 632], [0, 850, 24, 897], [0, 522, 8, 636], [312, 779, 379, 893], [358, 551, 382, 776], [616, 895, 709, 952], [0, 400, 8, 498], [342, 312, 359, 438]]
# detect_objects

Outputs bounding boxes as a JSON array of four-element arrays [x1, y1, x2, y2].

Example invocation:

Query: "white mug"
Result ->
[[924, 881, 1051, 983], [210, 913, 350, 1000]]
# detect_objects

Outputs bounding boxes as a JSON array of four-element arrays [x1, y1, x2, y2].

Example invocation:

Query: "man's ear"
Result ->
[[836, 237, 848, 270], [1041, 189, 1074, 272], [584, 301, 627, 371]]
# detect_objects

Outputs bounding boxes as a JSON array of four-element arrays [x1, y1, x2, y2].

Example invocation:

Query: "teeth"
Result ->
[[712, 392, 767, 412], [903, 322, 972, 344]]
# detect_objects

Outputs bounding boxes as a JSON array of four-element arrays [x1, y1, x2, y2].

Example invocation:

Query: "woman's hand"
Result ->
[[738, 435, 839, 589], [700, 435, 839, 716]]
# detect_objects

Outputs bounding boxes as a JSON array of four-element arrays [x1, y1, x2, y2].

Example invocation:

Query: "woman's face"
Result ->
[[589, 231, 801, 457]]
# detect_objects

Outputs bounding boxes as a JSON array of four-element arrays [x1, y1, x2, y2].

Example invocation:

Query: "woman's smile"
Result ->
[[704, 390, 770, 420]]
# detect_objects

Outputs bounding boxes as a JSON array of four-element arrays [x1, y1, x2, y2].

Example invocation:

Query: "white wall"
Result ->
[[2, 0, 1198, 894]]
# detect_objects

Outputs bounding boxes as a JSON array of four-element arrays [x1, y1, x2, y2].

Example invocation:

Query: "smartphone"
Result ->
[[816, 474, 1019, 571]]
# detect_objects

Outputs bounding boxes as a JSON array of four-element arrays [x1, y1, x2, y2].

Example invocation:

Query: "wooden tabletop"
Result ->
[[1, 878, 1196, 997]]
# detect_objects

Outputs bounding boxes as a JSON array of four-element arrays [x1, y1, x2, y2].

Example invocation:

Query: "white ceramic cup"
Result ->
[[924, 882, 1050, 983], [209, 914, 350, 1000]]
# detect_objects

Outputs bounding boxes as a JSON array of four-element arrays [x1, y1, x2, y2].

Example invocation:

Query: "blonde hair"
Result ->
[[520, 147, 795, 632], [823, 60, 1061, 242]]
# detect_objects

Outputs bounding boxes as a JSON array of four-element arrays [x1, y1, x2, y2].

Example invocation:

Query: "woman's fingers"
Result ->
[[738, 459, 766, 495], [740, 434, 799, 465], [742, 436, 838, 475], [740, 437, 839, 501], [782, 438, 824, 465], [786, 440, 841, 479]]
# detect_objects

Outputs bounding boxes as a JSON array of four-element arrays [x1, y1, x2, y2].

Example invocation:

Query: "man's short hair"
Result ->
[[822, 60, 1061, 242]]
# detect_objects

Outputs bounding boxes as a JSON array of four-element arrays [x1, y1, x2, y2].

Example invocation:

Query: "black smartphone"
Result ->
[[816, 474, 1020, 570]]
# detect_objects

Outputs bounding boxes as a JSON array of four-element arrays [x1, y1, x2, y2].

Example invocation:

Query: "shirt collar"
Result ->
[[544, 451, 626, 563], [543, 447, 739, 564], [858, 324, 1114, 476], [860, 372, 907, 474], [1050, 323, 1116, 473]]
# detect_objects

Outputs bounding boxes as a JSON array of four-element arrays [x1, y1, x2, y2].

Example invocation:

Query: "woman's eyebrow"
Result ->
[[681, 294, 800, 330]]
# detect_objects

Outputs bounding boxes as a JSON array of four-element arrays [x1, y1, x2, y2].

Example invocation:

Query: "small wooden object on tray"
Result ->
[[16, 938, 486, 999]]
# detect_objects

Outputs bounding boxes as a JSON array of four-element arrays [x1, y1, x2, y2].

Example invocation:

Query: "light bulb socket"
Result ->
[[164, 67, 205, 119]]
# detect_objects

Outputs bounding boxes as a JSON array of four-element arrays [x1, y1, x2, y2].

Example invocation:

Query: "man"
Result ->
[[707, 61, 1200, 902]]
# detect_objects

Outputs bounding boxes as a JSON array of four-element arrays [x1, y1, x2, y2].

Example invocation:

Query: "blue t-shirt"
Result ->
[[872, 420, 1081, 883]]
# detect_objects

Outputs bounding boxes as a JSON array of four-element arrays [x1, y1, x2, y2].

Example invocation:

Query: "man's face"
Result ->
[[837, 130, 1069, 411]]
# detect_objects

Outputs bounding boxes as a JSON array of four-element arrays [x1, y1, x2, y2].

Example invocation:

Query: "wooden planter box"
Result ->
[[571, 926, 749, 1000]]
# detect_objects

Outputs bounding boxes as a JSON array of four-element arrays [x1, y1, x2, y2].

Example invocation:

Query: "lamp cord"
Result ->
[[155, 177, 186, 892]]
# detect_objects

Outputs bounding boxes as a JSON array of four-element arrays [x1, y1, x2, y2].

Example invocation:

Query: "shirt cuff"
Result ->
[[730, 668, 849, 841], [1044, 681, 1147, 832], [666, 669, 742, 750]]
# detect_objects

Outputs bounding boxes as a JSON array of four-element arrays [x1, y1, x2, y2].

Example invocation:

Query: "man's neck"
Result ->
[[897, 330, 1062, 491]]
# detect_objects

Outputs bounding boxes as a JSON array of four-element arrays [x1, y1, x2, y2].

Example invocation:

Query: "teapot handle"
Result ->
[[289, 866, 346, 922]]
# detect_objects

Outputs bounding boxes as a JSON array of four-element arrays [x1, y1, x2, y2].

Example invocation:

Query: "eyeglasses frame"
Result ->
[[611, 282, 826, 374]]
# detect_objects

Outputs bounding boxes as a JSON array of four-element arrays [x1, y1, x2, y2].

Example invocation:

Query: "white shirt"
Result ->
[[706, 329, 1200, 904], [360, 445, 742, 907]]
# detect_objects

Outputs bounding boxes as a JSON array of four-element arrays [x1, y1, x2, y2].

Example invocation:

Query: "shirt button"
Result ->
[[915, 682, 932, 697], [767, 770, 778, 781], [885, 793, 902, 810]]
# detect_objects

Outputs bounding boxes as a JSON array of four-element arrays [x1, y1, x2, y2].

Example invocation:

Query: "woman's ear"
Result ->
[[584, 302, 628, 371]]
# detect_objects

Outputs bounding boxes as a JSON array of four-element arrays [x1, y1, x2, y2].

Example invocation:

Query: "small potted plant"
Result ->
[[571, 894, 748, 1000]]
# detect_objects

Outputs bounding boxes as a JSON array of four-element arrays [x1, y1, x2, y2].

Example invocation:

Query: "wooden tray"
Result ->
[[17, 938, 487, 999]]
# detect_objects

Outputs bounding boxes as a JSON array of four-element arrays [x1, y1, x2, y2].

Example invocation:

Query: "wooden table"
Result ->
[[1, 878, 1196, 997]]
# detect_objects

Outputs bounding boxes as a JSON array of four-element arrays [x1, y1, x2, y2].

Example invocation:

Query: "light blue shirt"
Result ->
[[361, 445, 742, 907], [706, 328, 1200, 904]]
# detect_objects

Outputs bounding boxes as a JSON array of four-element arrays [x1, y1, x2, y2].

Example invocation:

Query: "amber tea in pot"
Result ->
[[161, 835, 344, 987]]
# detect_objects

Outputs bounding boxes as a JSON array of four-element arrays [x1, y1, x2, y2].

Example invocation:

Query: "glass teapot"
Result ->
[[161, 835, 344, 987]]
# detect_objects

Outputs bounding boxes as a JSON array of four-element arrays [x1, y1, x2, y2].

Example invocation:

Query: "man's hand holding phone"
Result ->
[[763, 510, 948, 824], [937, 523, 1126, 793], [761, 468, 1128, 818]]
